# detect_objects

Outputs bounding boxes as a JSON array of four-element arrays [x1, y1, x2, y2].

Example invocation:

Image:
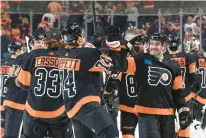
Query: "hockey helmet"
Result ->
[[8, 41, 24, 54], [150, 33, 168, 43], [61, 23, 85, 45], [29, 28, 46, 45], [168, 33, 180, 51]]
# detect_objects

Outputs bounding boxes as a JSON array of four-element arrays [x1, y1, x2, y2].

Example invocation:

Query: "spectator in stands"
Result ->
[[1, 1, 10, 12], [1, 12, 12, 36], [202, 16, 206, 48], [20, 17, 30, 39], [11, 27, 21, 42], [194, 16, 201, 38], [116, 3, 125, 14], [166, 22, 177, 36], [1, 28, 10, 59], [10, 0, 22, 12], [143, 22, 152, 37], [37, 16, 49, 31], [47, 1, 62, 19], [124, 1, 138, 26], [172, 15, 180, 36], [161, 16, 167, 29], [94, 1, 103, 11], [184, 15, 196, 35]]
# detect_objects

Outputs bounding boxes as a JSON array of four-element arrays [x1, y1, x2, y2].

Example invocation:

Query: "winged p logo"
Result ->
[[148, 66, 172, 86]]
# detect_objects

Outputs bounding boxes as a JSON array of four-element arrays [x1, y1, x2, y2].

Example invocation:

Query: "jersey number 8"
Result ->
[[125, 74, 137, 98]]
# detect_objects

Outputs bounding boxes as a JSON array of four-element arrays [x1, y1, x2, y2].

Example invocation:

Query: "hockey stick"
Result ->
[[201, 107, 206, 130], [175, 89, 202, 138], [25, 36, 31, 53], [18, 120, 23, 138]]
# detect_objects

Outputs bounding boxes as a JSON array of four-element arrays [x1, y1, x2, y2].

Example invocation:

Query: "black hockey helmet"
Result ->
[[61, 23, 85, 45], [29, 28, 46, 45], [150, 32, 168, 44], [168, 33, 180, 51], [8, 41, 23, 54], [45, 28, 63, 48]]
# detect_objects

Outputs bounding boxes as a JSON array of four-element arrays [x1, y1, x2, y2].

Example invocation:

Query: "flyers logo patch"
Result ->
[[148, 66, 172, 86]]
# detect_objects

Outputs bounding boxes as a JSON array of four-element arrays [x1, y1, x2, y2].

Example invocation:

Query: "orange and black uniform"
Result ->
[[58, 48, 119, 138], [0, 58, 13, 137], [169, 53, 198, 102], [17, 49, 69, 138], [168, 53, 198, 138], [119, 73, 138, 138], [3, 53, 28, 138], [193, 54, 206, 105], [120, 53, 187, 138]]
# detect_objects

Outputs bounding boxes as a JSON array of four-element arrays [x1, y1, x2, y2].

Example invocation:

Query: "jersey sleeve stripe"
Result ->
[[17, 69, 31, 87], [133, 105, 174, 115], [172, 75, 183, 90], [125, 57, 136, 74], [67, 96, 101, 118], [25, 101, 65, 118], [189, 62, 196, 73], [191, 92, 206, 104], [179, 127, 190, 137], [185, 92, 195, 102], [3, 100, 25, 110], [119, 105, 135, 113]]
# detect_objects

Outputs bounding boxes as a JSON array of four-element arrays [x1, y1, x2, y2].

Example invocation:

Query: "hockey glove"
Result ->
[[191, 82, 201, 93], [105, 25, 121, 42], [179, 107, 192, 130], [123, 26, 143, 51], [192, 100, 204, 122]]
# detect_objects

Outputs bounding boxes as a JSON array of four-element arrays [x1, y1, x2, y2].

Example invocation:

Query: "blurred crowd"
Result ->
[[1, 1, 206, 59]]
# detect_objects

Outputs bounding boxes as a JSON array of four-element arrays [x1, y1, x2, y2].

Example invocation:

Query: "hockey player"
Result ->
[[0, 41, 24, 138], [185, 38, 206, 129], [116, 30, 192, 138], [3, 28, 47, 138], [17, 28, 69, 138], [59, 23, 119, 138], [167, 33, 200, 138], [118, 30, 146, 138]]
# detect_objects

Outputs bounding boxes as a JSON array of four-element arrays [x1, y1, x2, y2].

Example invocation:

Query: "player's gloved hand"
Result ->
[[123, 25, 142, 50], [105, 25, 121, 42], [192, 100, 204, 121], [179, 107, 192, 129], [191, 82, 201, 93]]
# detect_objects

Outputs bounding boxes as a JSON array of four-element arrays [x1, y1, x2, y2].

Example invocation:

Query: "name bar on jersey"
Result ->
[[171, 57, 186, 66], [0, 66, 11, 75], [58, 58, 80, 71], [35, 56, 59, 68], [199, 58, 206, 67]]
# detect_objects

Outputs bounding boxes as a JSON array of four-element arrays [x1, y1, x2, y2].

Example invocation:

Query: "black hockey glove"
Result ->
[[179, 107, 192, 130], [191, 82, 201, 93], [105, 25, 121, 42], [192, 100, 204, 121]]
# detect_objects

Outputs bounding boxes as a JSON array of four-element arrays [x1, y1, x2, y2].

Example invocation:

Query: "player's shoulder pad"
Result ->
[[134, 53, 150, 60], [6, 58, 16, 65], [29, 49, 48, 56], [55, 48, 68, 56], [16, 52, 29, 61], [164, 58, 181, 71]]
